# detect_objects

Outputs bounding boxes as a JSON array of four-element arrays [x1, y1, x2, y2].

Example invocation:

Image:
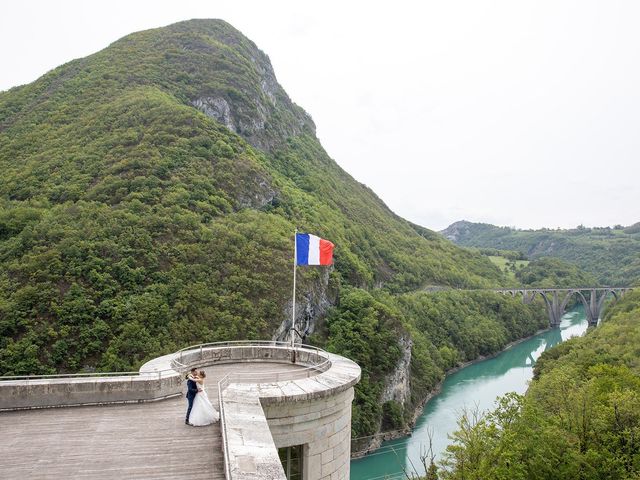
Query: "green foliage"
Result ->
[[326, 289, 547, 439], [0, 205, 295, 374], [402, 291, 547, 404], [440, 290, 640, 480], [381, 400, 406, 431], [516, 257, 598, 288], [486, 254, 529, 283], [444, 221, 640, 286], [478, 248, 527, 261], [623, 222, 640, 234], [325, 288, 403, 437], [0, 20, 509, 375]]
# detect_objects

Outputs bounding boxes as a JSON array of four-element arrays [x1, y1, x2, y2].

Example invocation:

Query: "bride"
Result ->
[[188, 370, 219, 426]]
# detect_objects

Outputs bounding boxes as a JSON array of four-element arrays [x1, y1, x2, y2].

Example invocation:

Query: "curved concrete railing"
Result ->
[[171, 340, 331, 373], [171, 341, 334, 480], [212, 347, 360, 480], [0, 351, 182, 411], [0, 341, 332, 411]]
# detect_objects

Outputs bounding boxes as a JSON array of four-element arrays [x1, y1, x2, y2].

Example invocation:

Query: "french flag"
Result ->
[[296, 233, 334, 266]]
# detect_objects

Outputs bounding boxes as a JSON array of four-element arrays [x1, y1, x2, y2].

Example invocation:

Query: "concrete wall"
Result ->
[[218, 350, 360, 480], [0, 345, 329, 411], [0, 343, 361, 480], [263, 387, 354, 480], [0, 373, 181, 411]]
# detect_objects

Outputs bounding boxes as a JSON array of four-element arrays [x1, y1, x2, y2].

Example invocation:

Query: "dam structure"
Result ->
[[0, 341, 361, 480]]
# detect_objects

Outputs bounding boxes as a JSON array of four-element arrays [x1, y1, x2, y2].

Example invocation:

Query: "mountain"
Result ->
[[0, 20, 508, 375], [0, 20, 559, 444], [442, 220, 640, 286]]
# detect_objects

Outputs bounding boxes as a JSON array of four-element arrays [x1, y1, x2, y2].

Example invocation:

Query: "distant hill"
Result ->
[[0, 20, 507, 375], [442, 220, 640, 286]]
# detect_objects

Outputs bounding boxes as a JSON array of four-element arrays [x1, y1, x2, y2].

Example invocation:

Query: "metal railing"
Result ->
[[0, 340, 328, 383], [1, 371, 139, 380]]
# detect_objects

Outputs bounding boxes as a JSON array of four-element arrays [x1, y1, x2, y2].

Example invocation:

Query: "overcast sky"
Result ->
[[2, 1, 639, 230]]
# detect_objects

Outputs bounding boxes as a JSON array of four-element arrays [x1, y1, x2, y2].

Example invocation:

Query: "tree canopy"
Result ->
[[440, 290, 640, 480]]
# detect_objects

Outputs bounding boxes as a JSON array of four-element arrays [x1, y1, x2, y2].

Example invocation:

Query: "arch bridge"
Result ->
[[495, 287, 632, 328]]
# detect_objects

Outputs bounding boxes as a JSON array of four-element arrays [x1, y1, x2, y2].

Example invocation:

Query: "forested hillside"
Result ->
[[0, 20, 509, 376], [322, 289, 547, 439], [0, 20, 559, 442], [515, 257, 598, 288], [440, 290, 640, 480], [442, 220, 640, 286]]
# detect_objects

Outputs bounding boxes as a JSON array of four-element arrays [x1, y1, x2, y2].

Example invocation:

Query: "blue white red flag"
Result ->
[[296, 233, 334, 266]]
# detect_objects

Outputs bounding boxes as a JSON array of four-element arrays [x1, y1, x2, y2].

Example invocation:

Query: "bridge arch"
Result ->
[[493, 287, 631, 328], [559, 289, 590, 318], [597, 288, 619, 313], [534, 290, 564, 327]]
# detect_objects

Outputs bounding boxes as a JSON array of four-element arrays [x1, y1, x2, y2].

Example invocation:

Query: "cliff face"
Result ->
[[272, 269, 336, 342], [181, 20, 315, 153], [381, 336, 412, 406]]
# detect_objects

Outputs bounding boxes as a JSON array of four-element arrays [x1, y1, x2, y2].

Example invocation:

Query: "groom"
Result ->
[[185, 367, 201, 425]]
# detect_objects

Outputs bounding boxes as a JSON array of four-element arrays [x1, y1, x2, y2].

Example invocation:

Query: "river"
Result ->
[[350, 305, 588, 480]]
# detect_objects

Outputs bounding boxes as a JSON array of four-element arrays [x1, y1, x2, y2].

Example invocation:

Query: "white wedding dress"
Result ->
[[189, 384, 219, 426]]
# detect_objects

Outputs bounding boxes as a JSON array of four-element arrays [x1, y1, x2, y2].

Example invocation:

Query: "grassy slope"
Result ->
[[487, 255, 529, 283]]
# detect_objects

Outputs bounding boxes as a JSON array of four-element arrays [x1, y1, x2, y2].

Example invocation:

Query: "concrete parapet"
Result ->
[[0, 373, 182, 410], [0, 341, 361, 480], [220, 351, 360, 480], [223, 388, 287, 480], [0, 343, 330, 411]]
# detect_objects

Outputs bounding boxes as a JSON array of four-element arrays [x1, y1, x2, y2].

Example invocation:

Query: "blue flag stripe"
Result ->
[[296, 233, 310, 265]]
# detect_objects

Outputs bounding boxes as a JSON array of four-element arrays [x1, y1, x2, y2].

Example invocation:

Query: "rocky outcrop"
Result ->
[[187, 20, 316, 153], [272, 268, 335, 343], [351, 336, 413, 456], [235, 175, 278, 210], [380, 336, 412, 406], [192, 97, 235, 132], [440, 220, 474, 243]]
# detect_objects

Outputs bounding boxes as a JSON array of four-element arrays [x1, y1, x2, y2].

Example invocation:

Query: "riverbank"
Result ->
[[350, 307, 588, 479], [436, 292, 640, 479], [407, 325, 553, 422], [351, 325, 552, 458]]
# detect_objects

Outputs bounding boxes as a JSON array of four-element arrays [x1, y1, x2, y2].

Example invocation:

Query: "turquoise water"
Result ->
[[350, 306, 588, 480]]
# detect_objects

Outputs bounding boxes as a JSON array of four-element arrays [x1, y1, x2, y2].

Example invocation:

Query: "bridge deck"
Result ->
[[0, 362, 303, 479]]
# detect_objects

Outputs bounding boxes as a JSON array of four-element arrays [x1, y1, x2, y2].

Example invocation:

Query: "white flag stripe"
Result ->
[[308, 234, 320, 265]]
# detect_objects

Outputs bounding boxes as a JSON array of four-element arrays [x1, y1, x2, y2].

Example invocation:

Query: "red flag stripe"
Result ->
[[318, 239, 334, 265]]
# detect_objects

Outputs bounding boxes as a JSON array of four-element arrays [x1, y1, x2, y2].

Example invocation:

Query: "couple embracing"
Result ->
[[185, 367, 219, 426]]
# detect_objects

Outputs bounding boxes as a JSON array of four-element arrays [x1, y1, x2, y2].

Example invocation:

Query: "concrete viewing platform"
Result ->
[[0, 342, 361, 480]]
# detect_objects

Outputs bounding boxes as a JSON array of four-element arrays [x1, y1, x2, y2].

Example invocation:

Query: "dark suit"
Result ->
[[185, 376, 199, 423]]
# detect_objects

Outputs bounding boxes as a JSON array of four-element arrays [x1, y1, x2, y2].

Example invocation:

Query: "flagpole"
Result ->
[[291, 229, 297, 348]]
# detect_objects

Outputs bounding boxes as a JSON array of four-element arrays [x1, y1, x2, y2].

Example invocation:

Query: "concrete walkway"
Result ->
[[0, 363, 302, 479]]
